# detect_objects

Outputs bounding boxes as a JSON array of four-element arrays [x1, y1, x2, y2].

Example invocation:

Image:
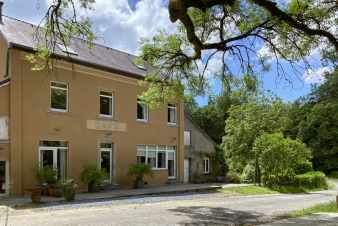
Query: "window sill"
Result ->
[[99, 115, 114, 120], [167, 123, 177, 127], [152, 168, 168, 171], [50, 108, 68, 113], [136, 119, 148, 123]]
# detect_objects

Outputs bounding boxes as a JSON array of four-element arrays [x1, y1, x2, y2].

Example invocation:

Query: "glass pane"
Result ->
[[147, 150, 156, 168], [40, 140, 68, 147], [51, 88, 67, 110], [168, 160, 175, 177], [0, 161, 5, 193], [58, 150, 67, 181], [100, 95, 112, 116], [167, 152, 174, 160], [100, 143, 112, 149], [101, 151, 111, 176], [157, 151, 166, 168], [137, 156, 146, 164], [41, 150, 54, 168], [184, 131, 191, 145]]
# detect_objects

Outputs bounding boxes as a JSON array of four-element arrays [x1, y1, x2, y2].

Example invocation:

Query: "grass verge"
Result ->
[[286, 201, 338, 217], [219, 184, 331, 196]]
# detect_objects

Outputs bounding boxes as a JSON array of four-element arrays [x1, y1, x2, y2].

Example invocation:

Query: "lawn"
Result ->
[[287, 201, 338, 217], [218, 184, 332, 196], [219, 185, 280, 195]]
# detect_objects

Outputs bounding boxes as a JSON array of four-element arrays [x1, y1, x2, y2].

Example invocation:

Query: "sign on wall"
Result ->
[[0, 116, 8, 140]]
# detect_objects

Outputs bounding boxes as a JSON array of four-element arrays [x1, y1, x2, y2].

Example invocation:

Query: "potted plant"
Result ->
[[35, 165, 57, 196], [25, 187, 43, 204], [62, 179, 77, 201], [80, 165, 108, 192], [127, 163, 153, 189]]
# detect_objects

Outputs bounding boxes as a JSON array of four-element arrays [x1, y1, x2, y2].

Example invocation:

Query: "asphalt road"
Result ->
[[1, 186, 337, 226]]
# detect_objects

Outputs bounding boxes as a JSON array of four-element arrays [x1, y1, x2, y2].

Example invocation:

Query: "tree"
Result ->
[[28, 0, 337, 106], [253, 133, 312, 186], [221, 98, 291, 172]]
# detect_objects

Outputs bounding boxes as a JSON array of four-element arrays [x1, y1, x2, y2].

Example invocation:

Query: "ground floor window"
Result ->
[[203, 157, 210, 174], [0, 161, 6, 194], [39, 141, 68, 181], [136, 145, 175, 174]]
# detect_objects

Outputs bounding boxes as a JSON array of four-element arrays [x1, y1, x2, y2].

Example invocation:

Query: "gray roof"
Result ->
[[0, 16, 149, 79]]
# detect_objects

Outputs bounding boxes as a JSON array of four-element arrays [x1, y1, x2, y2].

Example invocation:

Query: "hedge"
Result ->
[[293, 171, 328, 189]]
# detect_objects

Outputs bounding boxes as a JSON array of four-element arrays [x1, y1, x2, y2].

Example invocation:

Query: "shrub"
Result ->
[[225, 171, 241, 183], [253, 133, 312, 186], [329, 171, 338, 179], [241, 164, 255, 183], [128, 164, 153, 188], [35, 165, 57, 185], [293, 171, 328, 189], [80, 165, 108, 192]]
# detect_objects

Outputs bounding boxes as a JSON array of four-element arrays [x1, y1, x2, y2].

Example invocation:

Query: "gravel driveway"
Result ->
[[1, 185, 337, 226]]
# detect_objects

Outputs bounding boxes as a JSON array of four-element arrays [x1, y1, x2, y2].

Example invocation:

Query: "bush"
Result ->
[[253, 133, 312, 186], [293, 171, 328, 189], [241, 164, 255, 183], [225, 171, 241, 183], [329, 171, 338, 179], [80, 165, 108, 192], [35, 165, 57, 185], [128, 164, 153, 188]]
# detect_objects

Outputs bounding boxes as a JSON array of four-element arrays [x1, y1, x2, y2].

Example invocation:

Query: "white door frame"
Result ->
[[167, 150, 176, 179], [99, 147, 113, 184], [184, 159, 190, 183], [38, 147, 58, 169]]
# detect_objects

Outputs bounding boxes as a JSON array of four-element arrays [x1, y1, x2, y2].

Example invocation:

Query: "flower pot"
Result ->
[[88, 182, 97, 193], [47, 185, 55, 197], [64, 187, 75, 201], [27, 188, 42, 204]]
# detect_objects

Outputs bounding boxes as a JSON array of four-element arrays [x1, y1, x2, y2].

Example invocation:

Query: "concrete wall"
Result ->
[[8, 49, 184, 195]]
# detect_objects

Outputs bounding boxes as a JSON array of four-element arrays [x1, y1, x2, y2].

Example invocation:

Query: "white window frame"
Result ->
[[99, 91, 114, 118], [167, 148, 176, 179], [184, 131, 191, 146], [136, 99, 149, 122], [98, 143, 113, 184], [136, 145, 176, 170], [50, 81, 68, 112], [203, 157, 210, 174], [167, 104, 177, 126]]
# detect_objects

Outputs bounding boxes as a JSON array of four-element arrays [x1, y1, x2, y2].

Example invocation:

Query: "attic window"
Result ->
[[57, 43, 78, 55]]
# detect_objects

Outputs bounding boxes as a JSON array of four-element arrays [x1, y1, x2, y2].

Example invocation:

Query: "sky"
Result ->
[[2, 0, 330, 105]]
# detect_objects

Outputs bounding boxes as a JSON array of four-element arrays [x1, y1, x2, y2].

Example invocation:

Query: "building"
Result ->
[[183, 113, 216, 183], [0, 11, 184, 196]]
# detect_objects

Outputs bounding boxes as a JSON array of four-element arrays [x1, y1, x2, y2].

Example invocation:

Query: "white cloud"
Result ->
[[48, 0, 175, 54], [303, 66, 333, 84]]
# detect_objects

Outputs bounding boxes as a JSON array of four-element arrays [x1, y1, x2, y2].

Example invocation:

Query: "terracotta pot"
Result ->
[[47, 185, 55, 197], [29, 188, 42, 204]]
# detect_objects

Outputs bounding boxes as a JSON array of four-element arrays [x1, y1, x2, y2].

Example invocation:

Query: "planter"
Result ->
[[47, 185, 56, 197], [64, 186, 75, 201], [88, 182, 99, 193], [26, 188, 42, 204]]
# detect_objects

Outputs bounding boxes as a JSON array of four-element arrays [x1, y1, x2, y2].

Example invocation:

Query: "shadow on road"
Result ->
[[170, 206, 269, 225]]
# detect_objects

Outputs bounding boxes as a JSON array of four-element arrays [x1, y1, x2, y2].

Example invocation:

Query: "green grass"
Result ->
[[287, 201, 338, 217], [219, 185, 280, 195], [219, 184, 331, 196]]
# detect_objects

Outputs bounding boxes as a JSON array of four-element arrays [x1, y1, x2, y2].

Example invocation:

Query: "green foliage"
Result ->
[[35, 165, 57, 185], [80, 165, 108, 187], [225, 171, 241, 183], [287, 201, 337, 217], [219, 185, 279, 195], [222, 100, 291, 172], [329, 171, 338, 179], [293, 171, 328, 189], [254, 133, 312, 186], [128, 164, 153, 188]]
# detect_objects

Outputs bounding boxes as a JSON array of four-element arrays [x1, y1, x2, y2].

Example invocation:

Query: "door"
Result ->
[[39, 147, 68, 181], [0, 161, 6, 194], [184, 159, 190, 183], [99, 143, 113, 184], [167, 151, 176, 179]]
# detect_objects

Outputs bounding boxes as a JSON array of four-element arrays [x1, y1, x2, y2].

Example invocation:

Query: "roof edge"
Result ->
[[10, 43, 146, 81]]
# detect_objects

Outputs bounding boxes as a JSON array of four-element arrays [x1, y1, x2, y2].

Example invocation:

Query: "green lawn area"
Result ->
[[219, 185, 280, 195], [218, 184, 332, 196], [287, 201, 338, 217]]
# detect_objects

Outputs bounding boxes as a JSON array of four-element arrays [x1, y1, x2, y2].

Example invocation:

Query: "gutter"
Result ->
[[9, 43, 146, 81]]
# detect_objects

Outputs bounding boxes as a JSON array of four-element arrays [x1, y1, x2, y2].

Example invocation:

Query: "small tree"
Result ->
[[128, 164, 153, 189], [253, 133, 312, 186], [80, 165, 108, 192]]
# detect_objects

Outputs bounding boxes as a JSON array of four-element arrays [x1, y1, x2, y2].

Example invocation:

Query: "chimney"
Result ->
[[0, 1, 3, 24]]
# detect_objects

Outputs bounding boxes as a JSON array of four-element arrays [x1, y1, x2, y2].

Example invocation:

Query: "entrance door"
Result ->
[[0, 161, 6, 194], [99, 143, 113, 183], [39, 147, 68, 181], [184, 159, 190, 183], [167, 150, 176, 179]]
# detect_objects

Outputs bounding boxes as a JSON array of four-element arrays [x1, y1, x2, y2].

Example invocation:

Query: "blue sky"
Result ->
[[3, 0, 328, 105]]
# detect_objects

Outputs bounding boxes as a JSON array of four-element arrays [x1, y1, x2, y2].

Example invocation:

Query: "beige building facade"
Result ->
[[0, 16, 184, 196]]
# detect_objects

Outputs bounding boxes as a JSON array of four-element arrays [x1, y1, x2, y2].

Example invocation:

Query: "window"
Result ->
[[137, 98, 148, 121], [100, 91, 113, 117], [184, 131, 191, 146], [203, 157, 210, 174], [168, 104, 177, 125], [50, 81, 68, 112], [0, 116, 8, 140], [136, 145, 173, 170]]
